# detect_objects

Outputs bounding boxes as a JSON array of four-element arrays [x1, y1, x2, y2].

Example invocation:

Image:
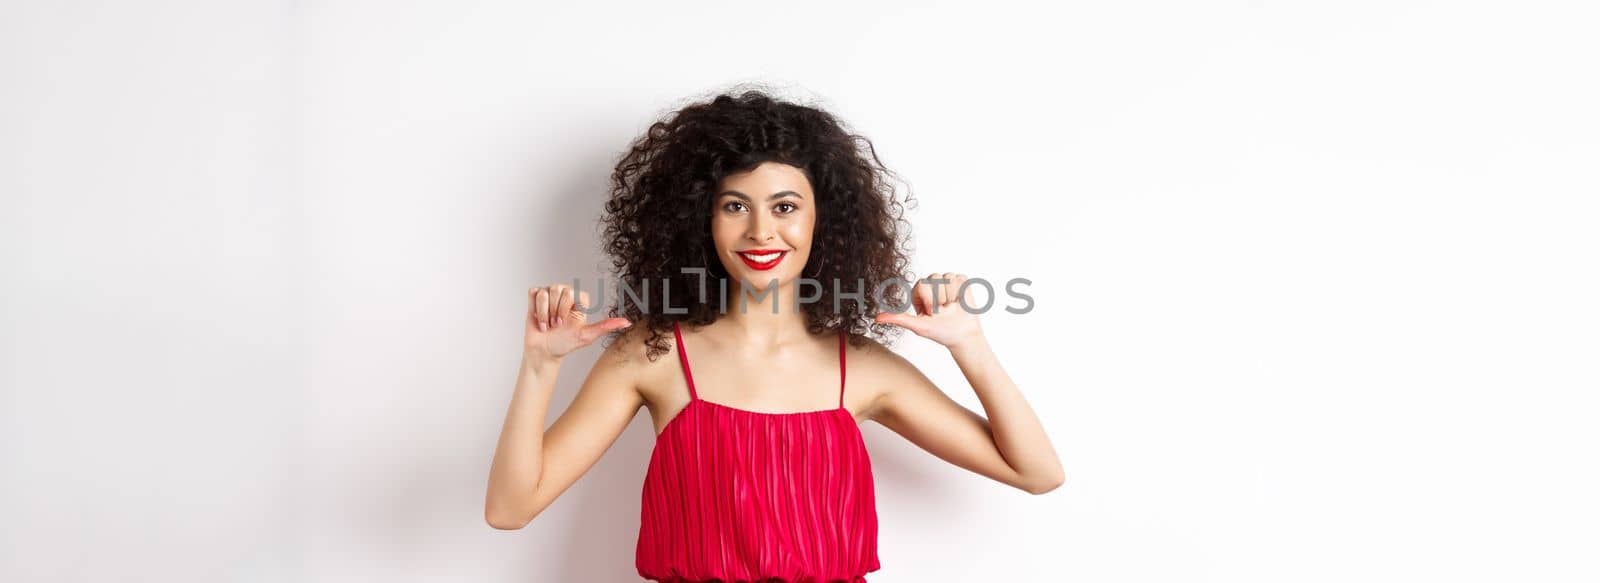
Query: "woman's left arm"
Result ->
[[869, 272, 1065, 495]]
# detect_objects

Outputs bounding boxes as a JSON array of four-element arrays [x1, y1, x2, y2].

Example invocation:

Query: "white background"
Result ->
[[4, 1, 1598, 581]]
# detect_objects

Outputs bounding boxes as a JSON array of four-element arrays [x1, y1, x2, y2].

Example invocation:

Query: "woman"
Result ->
[[484, 89, 1064, 582]]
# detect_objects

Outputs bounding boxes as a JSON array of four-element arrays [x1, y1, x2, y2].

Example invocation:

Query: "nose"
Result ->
[[745, 215, 774, 244]]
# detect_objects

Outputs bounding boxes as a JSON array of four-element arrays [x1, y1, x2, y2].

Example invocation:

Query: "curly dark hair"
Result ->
[[600, 88, 917, 361]]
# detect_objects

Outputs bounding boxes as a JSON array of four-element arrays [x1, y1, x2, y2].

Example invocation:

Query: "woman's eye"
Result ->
[[723, 202, 745, 213], [776, 202, 797, 213]]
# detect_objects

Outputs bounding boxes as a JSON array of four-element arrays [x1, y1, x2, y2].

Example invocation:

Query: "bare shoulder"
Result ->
[[844, 333, 928, 422], [593, 324, 681, 405], [593, 325, 661, 373]]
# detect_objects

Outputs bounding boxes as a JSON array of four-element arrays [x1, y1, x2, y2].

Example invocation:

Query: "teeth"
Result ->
[[740, 251, 782, 263]]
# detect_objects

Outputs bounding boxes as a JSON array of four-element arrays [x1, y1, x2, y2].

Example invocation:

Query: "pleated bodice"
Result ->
[[636, 322, 880, 582]]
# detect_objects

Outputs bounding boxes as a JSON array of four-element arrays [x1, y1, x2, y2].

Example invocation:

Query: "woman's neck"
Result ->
[[716, 278, 813, 348]]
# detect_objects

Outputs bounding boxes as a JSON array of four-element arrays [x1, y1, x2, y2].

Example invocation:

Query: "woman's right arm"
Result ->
[[484, 284, 638, 530]]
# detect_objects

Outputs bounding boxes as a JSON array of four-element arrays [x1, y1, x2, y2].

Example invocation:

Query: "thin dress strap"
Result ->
[[672, 321, 699, 401], [838, 329, 847, 409]]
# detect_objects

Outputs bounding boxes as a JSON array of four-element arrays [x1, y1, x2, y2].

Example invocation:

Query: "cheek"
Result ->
[[709, 218, 738, 247], [776, 226, 807, 254], [785, 213, 816, 244]]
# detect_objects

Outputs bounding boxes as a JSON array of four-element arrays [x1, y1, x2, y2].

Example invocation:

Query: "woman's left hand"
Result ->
[[874, 272, 986, 350]]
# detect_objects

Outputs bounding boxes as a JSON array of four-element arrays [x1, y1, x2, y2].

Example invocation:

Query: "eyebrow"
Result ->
[[718, 190, 804, 201]]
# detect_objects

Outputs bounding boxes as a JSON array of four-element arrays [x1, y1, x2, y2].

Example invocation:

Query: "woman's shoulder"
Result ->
[[839, 331, 933, 422], [842, 332, 923, 387], [595, 323, 676, 370], [591, 323, 687, 398], [842, 329, 901, 363]]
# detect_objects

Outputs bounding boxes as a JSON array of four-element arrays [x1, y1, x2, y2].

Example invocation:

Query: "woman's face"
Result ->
[[711, 161, 817, 293]]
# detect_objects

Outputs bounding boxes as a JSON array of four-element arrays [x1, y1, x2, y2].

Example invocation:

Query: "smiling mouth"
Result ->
[[736, 250, 788, 270]]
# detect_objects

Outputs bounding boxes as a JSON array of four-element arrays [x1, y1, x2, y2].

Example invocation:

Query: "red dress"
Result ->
[[636, 321, 881, 582]]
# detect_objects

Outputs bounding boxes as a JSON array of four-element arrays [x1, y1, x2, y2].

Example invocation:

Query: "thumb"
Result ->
[[577, 317, 633, 343]]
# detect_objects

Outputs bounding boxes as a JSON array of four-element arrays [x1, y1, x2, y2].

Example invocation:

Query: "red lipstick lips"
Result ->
[[735, 248, 788, 271]]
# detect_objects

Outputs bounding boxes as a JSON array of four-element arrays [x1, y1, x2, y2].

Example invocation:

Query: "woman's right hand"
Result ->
[[524, 283, 633, 364]]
